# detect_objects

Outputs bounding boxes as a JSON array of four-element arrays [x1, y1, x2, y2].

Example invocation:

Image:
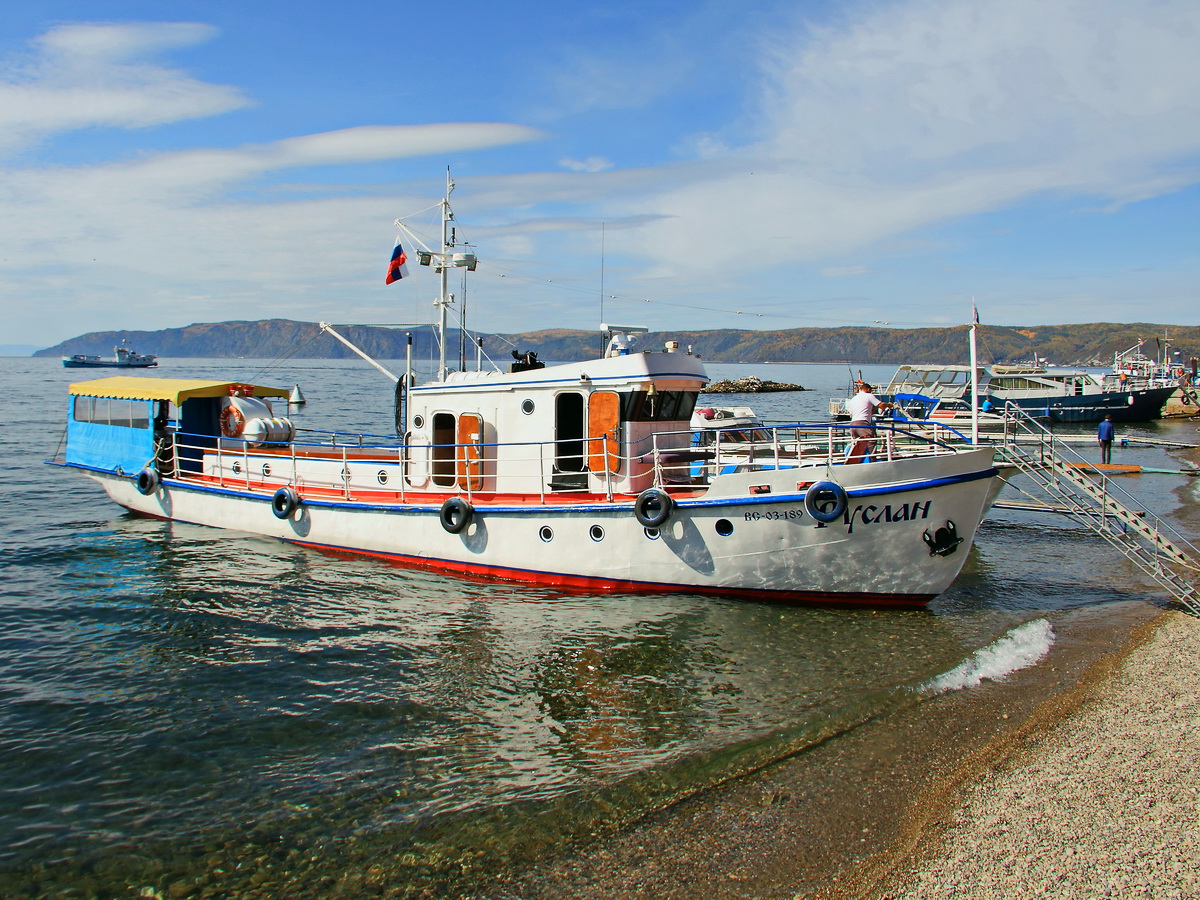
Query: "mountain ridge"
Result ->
[[33, 319, 1200, 367]]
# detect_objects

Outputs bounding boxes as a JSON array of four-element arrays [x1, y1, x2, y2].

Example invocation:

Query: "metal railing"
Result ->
[[995, 403, 1200, 614], [152, 418, 977, 505]]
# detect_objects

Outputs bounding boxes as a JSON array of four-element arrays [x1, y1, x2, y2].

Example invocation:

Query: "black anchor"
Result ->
[[923, 520, 963, 557]]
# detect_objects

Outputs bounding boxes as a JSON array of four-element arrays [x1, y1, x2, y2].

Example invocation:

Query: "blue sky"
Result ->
[[3, 0, 1199, 351]]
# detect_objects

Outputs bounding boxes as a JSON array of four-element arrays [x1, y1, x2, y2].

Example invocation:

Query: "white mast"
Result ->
[[436, 168, 454, 382], [969, 299, 979, 445]]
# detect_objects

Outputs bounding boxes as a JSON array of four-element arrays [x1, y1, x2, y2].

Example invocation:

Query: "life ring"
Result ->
[[440, 497, 473, 534], [633, 488, 674, 528], [271, 486, 301, 520], [804, 481, 848, 524], [135, 467, 161, 496], [220, 404, 246, 438]]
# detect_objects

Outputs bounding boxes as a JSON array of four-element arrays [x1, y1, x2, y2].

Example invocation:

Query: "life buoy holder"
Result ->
[[135, 467, 161, 496], [804, 481, 848, 524], [440, 497, 473, 534], [271, 486, 301, 520], [220, 404, 246, 438], [633, 488, 674, 528]]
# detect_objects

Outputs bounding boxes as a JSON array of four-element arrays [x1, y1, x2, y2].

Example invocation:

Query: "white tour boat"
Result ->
[[52, 177, 1000, 607]]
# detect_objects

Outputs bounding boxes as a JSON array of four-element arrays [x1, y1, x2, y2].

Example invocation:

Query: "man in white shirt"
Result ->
[[845, 382, 891, 463]]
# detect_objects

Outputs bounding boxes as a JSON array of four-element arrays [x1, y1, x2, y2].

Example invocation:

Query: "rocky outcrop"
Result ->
[[702, 376, 807, 393]]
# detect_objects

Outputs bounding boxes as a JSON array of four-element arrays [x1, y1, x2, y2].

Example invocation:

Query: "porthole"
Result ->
[[643, 527, 660, 540], [589, 524, 605, 542], [340, 465, 352, 483], [521, 399, 535, 415], [539, 526, 554, 542], [262, 462, 271, 477], [231, 460, 242, 475], [715, 519, 734, 536], [377, 469, 389, 485], [413, 415, 425, 429]]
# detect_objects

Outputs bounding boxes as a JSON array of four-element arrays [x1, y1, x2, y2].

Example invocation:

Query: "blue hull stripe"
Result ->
[[55, 460, 996, 515]]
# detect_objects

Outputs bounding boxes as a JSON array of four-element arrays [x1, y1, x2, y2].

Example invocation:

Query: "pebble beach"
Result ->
[[875, 608, 1200, 900]]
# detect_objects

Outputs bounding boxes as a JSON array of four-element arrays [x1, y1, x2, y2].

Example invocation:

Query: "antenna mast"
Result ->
[[436, 169, 455, 381]]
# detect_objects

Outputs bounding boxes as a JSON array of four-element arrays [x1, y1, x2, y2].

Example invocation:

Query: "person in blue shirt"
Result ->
[[1097, 414, 1115, 464]]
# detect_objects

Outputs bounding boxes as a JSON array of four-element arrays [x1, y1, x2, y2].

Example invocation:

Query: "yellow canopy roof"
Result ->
[[68, 376, 290, 405]]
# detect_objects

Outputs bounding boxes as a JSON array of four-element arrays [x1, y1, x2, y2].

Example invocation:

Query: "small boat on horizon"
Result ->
[[62, 343, 157, 369]]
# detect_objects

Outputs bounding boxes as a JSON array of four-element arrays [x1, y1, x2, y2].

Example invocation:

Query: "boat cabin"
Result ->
[[64, 336, 709, 502], [66, 377, 291, 476], [399, 337, 707, 496]]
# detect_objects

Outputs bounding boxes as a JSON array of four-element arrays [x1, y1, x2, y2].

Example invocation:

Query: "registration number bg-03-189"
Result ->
[[743, 509, 804, 521]]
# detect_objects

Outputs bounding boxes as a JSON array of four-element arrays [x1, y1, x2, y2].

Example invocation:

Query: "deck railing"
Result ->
[[154, 419, 972, 502]]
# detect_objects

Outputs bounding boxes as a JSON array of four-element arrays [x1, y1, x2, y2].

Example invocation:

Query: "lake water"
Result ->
[[1, 356, 1196, 898]]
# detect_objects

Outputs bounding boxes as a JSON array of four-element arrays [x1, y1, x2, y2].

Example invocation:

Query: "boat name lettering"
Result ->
[[743, 508, 805, 522], [845, 500, 932, 533]]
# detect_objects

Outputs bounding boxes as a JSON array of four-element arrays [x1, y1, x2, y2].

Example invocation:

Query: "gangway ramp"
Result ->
[[991, 405, 1200, 615]]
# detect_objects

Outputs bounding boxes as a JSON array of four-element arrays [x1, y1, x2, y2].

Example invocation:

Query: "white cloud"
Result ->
[[615, 0, 1200, 277], [0, 22, 248, 156], [559, 156, 614, 173], [0, 22, 549, 343]]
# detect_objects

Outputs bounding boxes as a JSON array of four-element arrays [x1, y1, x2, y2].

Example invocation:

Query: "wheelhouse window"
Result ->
[[620, 390, 699, 422], [72, 396, 150, 429]]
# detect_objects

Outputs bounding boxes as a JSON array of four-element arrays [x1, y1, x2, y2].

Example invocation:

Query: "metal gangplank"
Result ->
[[992, 404, 1200, 615]]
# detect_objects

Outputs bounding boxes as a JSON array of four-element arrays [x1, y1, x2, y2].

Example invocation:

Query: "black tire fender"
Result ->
[[633, 488, 674, 528], [271, 486, 301, 520], [440, 497, 474, 534], [804, 481, 848, 524], [135, 467, 161, 496]]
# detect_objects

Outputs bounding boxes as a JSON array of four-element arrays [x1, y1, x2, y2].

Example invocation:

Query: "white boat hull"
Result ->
[[90, 447, 996, 606]]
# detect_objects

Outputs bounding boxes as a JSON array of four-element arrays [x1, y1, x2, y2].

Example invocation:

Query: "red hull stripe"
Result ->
[[288, 538, 936, 608]]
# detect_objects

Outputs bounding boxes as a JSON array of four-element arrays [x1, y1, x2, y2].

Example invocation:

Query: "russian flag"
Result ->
[[385, 243, 410, 284]]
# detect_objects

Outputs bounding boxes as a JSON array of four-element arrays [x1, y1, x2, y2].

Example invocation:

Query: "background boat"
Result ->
[[61, 342, 157, 368], [883, 362, 1176, 423]]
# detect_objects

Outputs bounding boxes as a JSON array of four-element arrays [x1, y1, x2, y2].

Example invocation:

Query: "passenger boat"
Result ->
[[1110, 337, 1198, 406], [884, 362, 1176, 423], [889, 394, 1007, 433], [62, 343, 157, 368], [50, 176, 1000, 607]]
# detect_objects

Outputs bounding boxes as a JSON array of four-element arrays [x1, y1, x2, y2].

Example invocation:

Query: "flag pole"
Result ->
[[970, 299, 979, 445]]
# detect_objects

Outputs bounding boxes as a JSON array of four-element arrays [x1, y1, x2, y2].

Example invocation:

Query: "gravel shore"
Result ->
[[874, 609, 1200, 900]]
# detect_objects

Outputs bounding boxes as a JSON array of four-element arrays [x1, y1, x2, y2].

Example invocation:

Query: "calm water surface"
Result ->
[[1, 356, 1194, 897]]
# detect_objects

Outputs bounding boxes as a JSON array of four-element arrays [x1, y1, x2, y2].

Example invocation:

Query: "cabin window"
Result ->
[[555, 393, 586, 473], [72, 396, 151, 429], [619, 390, 699, 422], [431, 412, 456, 486]]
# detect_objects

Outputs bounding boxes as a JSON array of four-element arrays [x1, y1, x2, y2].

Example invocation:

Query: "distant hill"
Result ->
[[33, 319, 1200, 367]]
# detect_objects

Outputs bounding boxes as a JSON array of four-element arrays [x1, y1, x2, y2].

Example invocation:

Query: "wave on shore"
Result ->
[[920, 618, 1055, 695]]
